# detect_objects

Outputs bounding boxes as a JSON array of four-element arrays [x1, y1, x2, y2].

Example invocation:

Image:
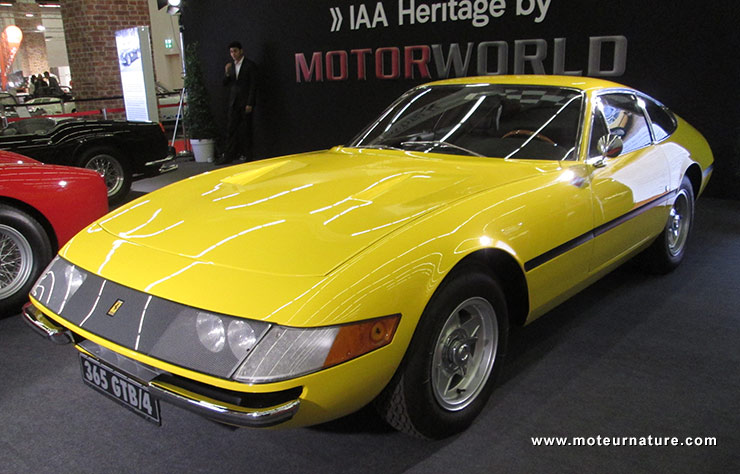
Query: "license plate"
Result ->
[[79, 352, 161, 425]]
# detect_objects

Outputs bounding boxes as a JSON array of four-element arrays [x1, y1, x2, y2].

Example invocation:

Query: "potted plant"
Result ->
[[183, 41, 217, 162]]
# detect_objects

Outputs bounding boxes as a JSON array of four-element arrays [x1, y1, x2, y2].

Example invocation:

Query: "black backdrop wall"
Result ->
[[181, 0, 739, 199]]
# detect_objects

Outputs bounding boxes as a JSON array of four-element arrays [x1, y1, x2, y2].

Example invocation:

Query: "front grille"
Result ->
[[33, 257, 263, 380]]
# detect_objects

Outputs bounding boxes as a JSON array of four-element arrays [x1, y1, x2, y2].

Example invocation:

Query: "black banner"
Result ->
[[182, 0, 739, 198]]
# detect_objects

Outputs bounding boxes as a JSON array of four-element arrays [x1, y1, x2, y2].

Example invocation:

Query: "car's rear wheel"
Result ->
[[639, 175, 695, 274], [80, 147, 131, 204], [376, 267, 508, 438], [0, 205, 52, 316]]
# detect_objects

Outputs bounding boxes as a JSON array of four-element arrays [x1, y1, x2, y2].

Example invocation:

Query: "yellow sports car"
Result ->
[[24, 76, 713, 439]]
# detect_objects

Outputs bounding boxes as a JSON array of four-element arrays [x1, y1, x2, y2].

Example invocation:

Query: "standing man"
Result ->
[[217, 41, 257, 165], [43, 71, 63, 96]]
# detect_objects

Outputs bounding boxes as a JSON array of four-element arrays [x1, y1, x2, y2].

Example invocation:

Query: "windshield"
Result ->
[[1, 117, 59, 136], [350, 84, 584, 160], [0, 94, 17, 106]]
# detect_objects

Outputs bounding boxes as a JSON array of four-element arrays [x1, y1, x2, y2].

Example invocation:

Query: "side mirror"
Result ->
[[597, 134, 623, 158]]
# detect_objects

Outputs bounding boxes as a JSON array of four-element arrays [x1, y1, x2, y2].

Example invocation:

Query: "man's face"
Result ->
[[229, 47, 244, 62]]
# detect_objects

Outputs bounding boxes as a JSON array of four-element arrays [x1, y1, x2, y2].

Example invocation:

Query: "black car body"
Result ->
[[0, 117, 176, 203]]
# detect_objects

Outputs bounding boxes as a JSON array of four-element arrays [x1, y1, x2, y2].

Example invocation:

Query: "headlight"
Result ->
[[195, 312, 226, 352], [233, 314, 400, 383], [227, 319, 257, 359], [195, 312, 262, 359]]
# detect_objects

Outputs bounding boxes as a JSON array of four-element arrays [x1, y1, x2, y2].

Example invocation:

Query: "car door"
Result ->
[[587, 92, 671, 273]]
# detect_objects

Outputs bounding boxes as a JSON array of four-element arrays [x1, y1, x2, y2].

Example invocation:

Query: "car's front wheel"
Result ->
[[376, 267, 509, 438], [0, 205, 52, 316], [80, 147, 131, 204]]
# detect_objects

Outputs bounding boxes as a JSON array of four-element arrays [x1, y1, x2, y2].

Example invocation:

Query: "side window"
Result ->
[[643, 97, 677, 142], [597, 94, 652, 154]]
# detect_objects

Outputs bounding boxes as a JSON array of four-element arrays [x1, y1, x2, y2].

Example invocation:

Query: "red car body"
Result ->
[[0, 150, 108, 244], [0, 150, 108, 313]]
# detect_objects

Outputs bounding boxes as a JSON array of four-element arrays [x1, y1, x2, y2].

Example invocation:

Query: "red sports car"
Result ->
[[0, 150, 108, 314]]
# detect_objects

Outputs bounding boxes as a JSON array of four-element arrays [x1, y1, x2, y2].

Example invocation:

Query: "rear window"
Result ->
[[643, 97, 677, 141]]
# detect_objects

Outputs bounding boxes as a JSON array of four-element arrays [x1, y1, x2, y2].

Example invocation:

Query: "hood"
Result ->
[[98, 148, 541, 276], [0, 150, 41, 165]]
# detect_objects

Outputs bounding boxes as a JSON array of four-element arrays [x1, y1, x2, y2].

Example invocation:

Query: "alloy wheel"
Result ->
[[667, 189, 691, 257], [432, 296, 498, 411]]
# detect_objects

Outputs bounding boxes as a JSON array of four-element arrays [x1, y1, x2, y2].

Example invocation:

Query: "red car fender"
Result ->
[[0, 150, 108, 247]]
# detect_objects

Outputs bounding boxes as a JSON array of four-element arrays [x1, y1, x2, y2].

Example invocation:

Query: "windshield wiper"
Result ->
[[400, 140, 484, 157], [350, 144, 404, 152]]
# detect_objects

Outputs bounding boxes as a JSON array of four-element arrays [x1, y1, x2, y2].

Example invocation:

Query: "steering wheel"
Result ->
[[502, 129, 555, 145]]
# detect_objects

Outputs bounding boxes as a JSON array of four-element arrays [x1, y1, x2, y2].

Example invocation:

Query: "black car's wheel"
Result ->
[[80, 147, 131, 203], [639, 175, 695, 274], [376, 267, 509, 439], [0, 205, 52, 316]]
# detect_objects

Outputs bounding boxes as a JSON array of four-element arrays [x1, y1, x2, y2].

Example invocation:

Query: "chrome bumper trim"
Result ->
[[149, 382, 300, 428], [145, 153, 178, 170], [158, 162, 179, 173], [22, 303, 73, 345]]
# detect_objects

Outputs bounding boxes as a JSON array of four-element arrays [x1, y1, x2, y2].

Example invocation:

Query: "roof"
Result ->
[[425, 75, 628, 92]]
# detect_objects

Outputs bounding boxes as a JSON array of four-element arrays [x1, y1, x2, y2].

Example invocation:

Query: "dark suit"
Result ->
[[223, 57, 257, 161]]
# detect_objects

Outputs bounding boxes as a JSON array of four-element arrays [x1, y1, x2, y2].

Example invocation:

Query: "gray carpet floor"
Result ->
[[1, 166, 738, 473]]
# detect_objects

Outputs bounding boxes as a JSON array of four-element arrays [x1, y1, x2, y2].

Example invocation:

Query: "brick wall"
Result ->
[[59, 0, 151, 113], [16, 17, 49, 77]]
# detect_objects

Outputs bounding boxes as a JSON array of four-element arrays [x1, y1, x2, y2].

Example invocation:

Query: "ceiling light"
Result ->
[[158, 0, 180, 15]]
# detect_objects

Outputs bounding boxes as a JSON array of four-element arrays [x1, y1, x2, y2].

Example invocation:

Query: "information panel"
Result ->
[[115, 26, 158, 123]]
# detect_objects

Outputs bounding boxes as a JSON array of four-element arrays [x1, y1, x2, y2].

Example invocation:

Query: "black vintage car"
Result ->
[[0, 117, 176, 203]]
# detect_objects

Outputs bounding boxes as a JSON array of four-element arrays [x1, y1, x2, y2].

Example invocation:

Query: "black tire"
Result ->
[[79, 146, 131, 204], [0, 205, 53, 316], [638, 175, 695, 274], [375, 266, 509, 439]]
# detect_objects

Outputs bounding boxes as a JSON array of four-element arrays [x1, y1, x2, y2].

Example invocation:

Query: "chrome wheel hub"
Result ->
[[432, 296, 498, 411], [444, 329, 475, 374]]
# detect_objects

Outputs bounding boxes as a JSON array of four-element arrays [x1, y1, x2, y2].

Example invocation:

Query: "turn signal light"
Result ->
[[323, 314, 401, 367]]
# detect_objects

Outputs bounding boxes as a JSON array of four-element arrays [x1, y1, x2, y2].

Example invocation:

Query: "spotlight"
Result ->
[[157, 0, 180, 15]]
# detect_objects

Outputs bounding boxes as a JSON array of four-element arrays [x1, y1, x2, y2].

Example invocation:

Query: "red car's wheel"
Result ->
[[0, 205, 52, 315]]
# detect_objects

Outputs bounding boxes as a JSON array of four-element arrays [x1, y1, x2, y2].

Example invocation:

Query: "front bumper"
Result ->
[[142, 152, 178, 176], [23, 303, 301, 428], [22, 303, 73, 344], [148, 380, 300, 428]]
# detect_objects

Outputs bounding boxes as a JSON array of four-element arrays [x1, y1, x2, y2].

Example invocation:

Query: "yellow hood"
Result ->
[[98, 148, 537, 277]]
